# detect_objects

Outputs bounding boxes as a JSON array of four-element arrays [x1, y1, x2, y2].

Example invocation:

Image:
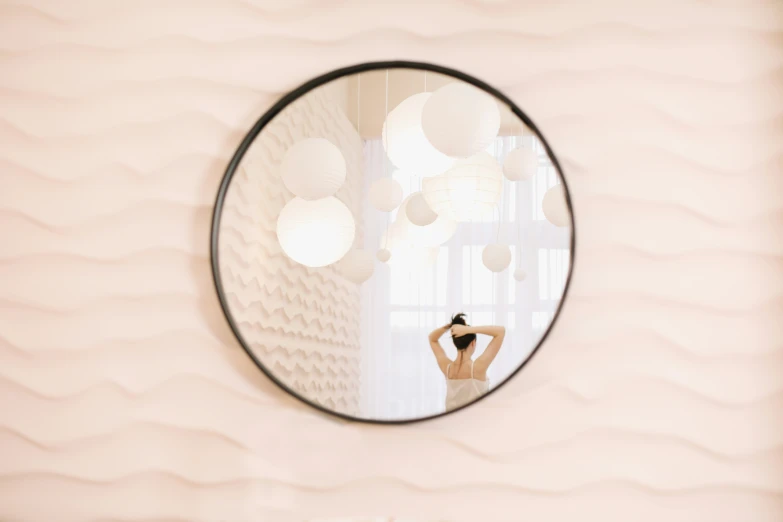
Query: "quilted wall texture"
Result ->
[[218, 82, 365, 417], [0, 0, 782, 521]]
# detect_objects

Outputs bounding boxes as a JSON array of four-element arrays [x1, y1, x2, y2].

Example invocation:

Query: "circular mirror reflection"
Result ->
[[212, 62, 574, 423]]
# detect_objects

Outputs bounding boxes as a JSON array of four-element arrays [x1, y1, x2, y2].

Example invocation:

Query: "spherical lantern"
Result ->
[[369, 177, 403, 212], [381, 93, 454, 177], [396, 195, 457, 247], [482, 244, 512, 273], [503, 146, 538, 181], [376, 248, 391, 263], [405, 192, 438, 226], [422, 83, 501, 158], [276, 196, 355, 268], [422, 152, 503, 222], [280, 138, 346, 200], [382, 223, 439, 269], [542, 184, 570, 227], [513, 268, 527, 281], [339, 249, 375, 284]]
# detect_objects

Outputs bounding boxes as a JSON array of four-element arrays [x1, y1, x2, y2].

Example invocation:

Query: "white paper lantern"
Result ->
[[482, 244, 512, 273], [382, 223, 439, 268], [422, 83, 501, 158], [276, 196, 355, 267], [376, 248, 391, 263], [542, 184, 570, 227], [405, 192, 438, 226], [382, 93, 454, 177], [339, 249, 375, 284], [422, 152, 503, 222], [396, 195, 457, 247], [503, 146, 538, 181], [369, 177, 403, 212], [280, 138, 346, 200], [513, 268, 527, 281]]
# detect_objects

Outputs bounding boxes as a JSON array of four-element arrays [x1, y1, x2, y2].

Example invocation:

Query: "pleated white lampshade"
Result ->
[[381, 93, 454, 177], [422, 83, 501, 158], [276, 196, 355, 267], [280, 138, 346, 200], [422, 152, 503, 222]]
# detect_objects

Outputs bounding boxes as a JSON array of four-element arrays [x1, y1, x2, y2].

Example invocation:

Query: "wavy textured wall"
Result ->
[[0, 1, 781, 521], [218, 83, 364, 417]]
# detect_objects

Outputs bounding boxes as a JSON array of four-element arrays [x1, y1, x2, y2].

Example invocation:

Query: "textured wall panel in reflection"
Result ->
[[218, 83, 364, 416]]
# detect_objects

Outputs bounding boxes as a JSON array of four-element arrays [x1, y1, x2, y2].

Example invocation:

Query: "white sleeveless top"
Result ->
[[445, 361, 489, 411]]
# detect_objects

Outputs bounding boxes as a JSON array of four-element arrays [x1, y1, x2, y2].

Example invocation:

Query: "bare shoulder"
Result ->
[[439, 357, 454, 376], [472, 360, 489, 379]]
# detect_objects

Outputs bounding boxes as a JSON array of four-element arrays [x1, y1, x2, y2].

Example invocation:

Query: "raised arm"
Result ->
[[428, 324, 452, 375], [458, 324, 506, 371]]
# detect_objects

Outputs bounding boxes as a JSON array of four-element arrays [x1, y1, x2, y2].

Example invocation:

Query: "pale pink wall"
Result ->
[[0, 1, 781, 521]]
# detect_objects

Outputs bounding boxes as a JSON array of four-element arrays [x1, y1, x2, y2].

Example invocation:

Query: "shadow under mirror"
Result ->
[[212, 62, 574, 423]]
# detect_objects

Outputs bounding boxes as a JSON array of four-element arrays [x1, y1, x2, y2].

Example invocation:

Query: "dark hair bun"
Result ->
[[450, 313, 468, 326], [450, 313, 476, 350]]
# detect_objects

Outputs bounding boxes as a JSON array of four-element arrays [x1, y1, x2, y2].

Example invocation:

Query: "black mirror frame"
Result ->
[[210, 60, 576, 425]]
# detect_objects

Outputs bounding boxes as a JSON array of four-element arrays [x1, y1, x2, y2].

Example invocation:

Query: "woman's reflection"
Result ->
[[428, 313, 506, 411]]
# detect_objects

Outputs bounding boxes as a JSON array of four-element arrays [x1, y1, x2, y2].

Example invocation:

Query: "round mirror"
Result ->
[[211, 62, 574, 423]]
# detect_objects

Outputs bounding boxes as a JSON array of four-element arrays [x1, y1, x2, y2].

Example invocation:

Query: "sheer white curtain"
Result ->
[[360, 137, 569, 420]]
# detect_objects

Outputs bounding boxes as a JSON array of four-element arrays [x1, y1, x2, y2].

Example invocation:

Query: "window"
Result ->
[[506, 247, 518, 305], [462, 245, 494, 305], [538, 248, 570, 301], [532, 311, 554, 332], [388, 248, 447, 299], [361, 135, 568, 418]]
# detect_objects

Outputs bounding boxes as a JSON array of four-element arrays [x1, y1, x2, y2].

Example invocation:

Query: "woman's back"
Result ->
[[444, 360, 489, 411]]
